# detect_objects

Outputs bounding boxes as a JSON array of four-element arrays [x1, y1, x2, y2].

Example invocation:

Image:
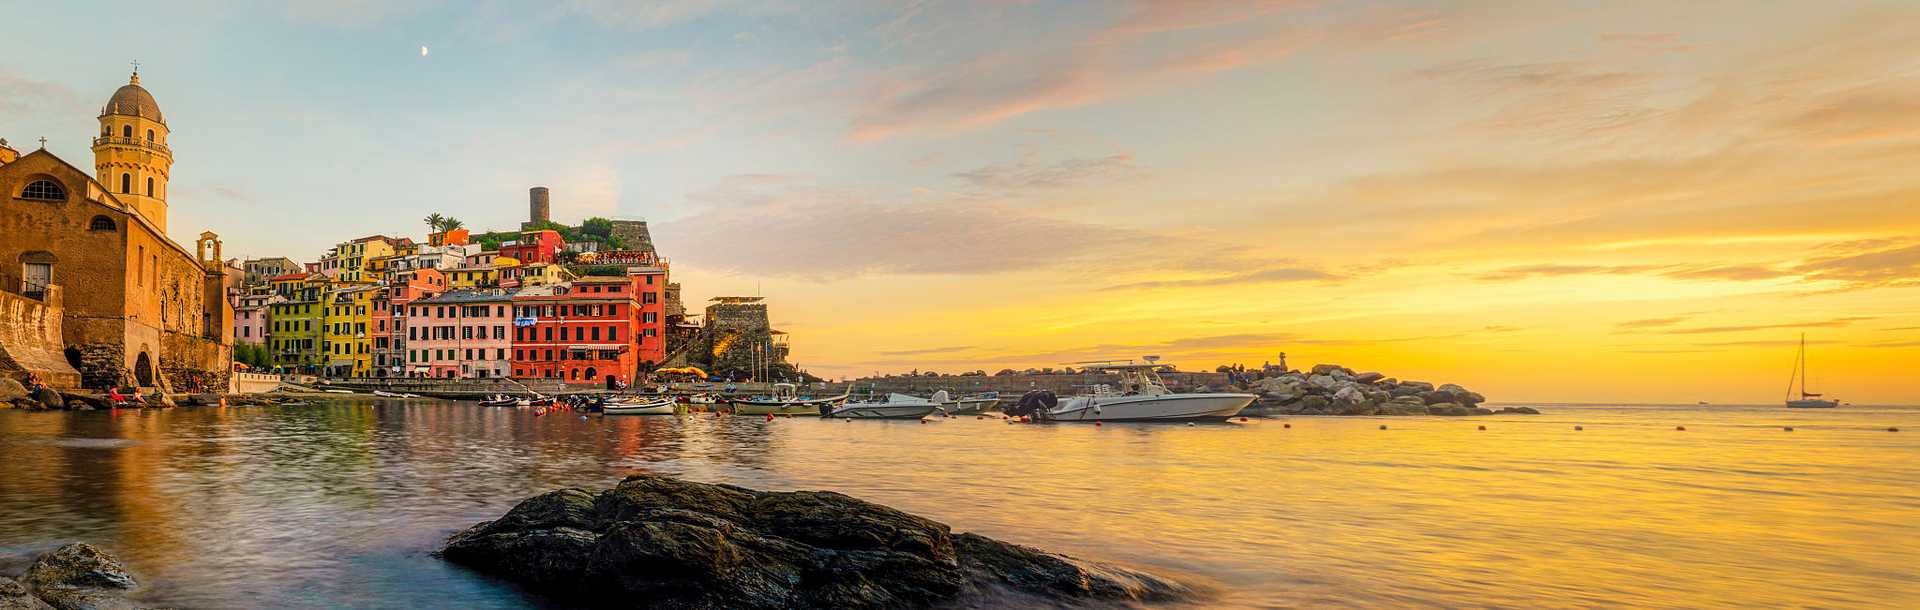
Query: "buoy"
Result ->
[[1676, 426, 1686, 431], [1239, 417, 1249, 422], [1187, 422, 1196, 427], [1574, 425, 1583, 431], [1283, 423, 1291, 429], [1379, 424, 1387, 430], [579, 415, 587, 420], [1890, 427, 1900, 432], [1095, 421, 1103, 427], [920, 419, 927, 424], [1477, 425, 1485, 431], [1784, 426, 1794, 432], [976, 416, 984, 420], [765, 413, 774, 421]]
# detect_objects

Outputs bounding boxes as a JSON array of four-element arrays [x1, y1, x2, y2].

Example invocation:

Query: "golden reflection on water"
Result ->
[[0, 401, 1915, 609]]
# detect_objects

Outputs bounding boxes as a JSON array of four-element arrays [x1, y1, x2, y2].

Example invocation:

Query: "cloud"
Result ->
[[1099, 266, 1338, 292], [1862, 340, 1920, 348], [1794, 242, 1920, 287], [657, 175, 1166, 278], [952, 154, 1140, 192], [0, 68, 79, 116], [1657, 317, 1875, 335], [876, 346, 975, 356], [1598, 32, 1696, 53], [1473, 264, 1667, 281], [1617, 316, 1689, 329], [1694, 339, 1843, 347], [1659, 265, 1792, 281]]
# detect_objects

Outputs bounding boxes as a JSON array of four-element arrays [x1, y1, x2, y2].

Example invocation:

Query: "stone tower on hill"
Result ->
[[610, 220, 655, 255], [522, 186, 550, 230]]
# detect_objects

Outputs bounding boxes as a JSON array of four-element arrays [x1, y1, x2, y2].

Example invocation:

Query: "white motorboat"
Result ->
[[1784, 333, 1839, 408], [830, 391, 945, 420], [937, 392, 1000, 415], [605, 397, 678, 415], [730, 383, 848, 416], [1012, 362, 1255, 422]]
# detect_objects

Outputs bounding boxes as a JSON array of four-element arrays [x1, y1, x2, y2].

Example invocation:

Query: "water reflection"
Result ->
[[0, 401, 1917, 609]]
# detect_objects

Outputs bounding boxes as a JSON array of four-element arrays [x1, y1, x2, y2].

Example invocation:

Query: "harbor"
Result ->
[[1, 399, 1914, 608]]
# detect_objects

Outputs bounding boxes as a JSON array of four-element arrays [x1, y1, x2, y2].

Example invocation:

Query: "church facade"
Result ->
[[0, 70, 232, 392]]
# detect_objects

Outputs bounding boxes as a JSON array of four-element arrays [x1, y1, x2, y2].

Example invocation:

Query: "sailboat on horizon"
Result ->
[[1785, 333, 1839, 409]]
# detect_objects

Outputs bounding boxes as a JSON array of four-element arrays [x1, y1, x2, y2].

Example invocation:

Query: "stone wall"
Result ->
[[159, 329, 230, 393], [0, 285, 81, 387], [230, 371, 279, 394]]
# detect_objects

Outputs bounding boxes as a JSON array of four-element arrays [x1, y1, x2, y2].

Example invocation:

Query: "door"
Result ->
[[22, 263, 50, 300]]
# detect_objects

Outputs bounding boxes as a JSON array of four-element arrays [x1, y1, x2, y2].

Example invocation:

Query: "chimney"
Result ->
[[529, 186, 551, 226]]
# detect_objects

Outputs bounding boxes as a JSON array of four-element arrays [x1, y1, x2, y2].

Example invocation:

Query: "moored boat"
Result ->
[[604, 397, 678, 415], [937, 392, 999, 415], [1004, 361, 1255, 422], [830, 391, 945, 420], [1784, 333, 1839, 408], [730, 383, 848, 416]]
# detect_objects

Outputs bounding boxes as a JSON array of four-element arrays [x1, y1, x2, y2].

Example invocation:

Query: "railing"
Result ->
[[91, 136, 171, 155]]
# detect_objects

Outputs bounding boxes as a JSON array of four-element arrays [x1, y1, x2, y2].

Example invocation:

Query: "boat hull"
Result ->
[[731, 398, 843, 416], [939, 397, 999, 415], [830, 404, 939, 419], [1786, 399, 1839, 408], [605, 400, 678, 415], [1044, 393, 1256, 422]]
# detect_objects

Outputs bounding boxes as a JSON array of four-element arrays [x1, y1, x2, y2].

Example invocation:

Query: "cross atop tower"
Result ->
[[37, 136, 47, 149], [130, 59, 140, 74]]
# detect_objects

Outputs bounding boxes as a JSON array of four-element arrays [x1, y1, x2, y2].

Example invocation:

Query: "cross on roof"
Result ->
[[131, 59, 140, 73], [38, 136, 47, 149]]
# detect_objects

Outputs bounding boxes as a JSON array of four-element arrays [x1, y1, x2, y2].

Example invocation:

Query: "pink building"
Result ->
[[405, 289, 512, 378], [379, 269, 446, 376], [233, 293, 282, 345]]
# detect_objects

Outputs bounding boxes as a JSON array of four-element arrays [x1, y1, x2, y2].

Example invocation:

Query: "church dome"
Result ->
[[100, 72, 164, 124]]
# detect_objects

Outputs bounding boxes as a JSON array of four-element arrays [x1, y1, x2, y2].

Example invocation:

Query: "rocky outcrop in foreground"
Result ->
[[441, 475, 1191, 609], [2, 543, 139, 610], [1247, 363, 1539, 417]]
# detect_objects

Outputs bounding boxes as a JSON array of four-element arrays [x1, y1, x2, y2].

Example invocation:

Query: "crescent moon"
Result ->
[[420, 46, 430, 57]]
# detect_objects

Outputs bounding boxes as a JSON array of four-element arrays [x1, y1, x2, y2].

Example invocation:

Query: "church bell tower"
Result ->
[[93, 66, 173, 233]]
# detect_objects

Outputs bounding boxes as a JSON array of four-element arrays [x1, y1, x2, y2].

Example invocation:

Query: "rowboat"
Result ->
[[605, 397, 678, 415]]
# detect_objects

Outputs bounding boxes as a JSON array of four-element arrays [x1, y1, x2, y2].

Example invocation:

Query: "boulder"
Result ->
[[1496, 406, 1541, 415], [0, 379, 27, 402], [1297, 395, 1331, 413], [1426, 403, 1473, 416], [1352, 372, 1385, 383], [1419, 390, 1455, 406], [1306, 375, 1339, 390], [1388, 386, 1423, 398], [20, 543, 137, 610], [1332, 386, 1364, 404], [1309, 364, 1349, 376], [31, 388, 63, 410], [441, 476, 1190, 609], [0, 577, 55, 610], [1399, 381, 1435, 392]]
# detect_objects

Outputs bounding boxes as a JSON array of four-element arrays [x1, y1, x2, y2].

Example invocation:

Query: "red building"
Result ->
[[499, 229, 564, 265], [381, 269, 446, 377], [508, 270, 669, 384]]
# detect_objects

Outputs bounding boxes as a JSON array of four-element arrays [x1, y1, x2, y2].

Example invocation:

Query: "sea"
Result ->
[[0, 400, 1915, 609]]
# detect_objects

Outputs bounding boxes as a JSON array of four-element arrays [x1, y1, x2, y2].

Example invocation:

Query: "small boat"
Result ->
[[1004, 361, 1256, 422], [830, 392, 945, 420], [322, 389, 354, 394], [937, 392, 999, 415], [478, 394, 532, 407], [372, 390, 406, 398], [604, 397, 678, 415], [682, 393, 718, 405], [1785, 334, 1839, 408], [730, 383, 849, 416]]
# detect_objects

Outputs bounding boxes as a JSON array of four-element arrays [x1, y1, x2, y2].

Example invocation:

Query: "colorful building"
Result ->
[[446, 263, 513, 290], [380, 268, 445, 376], [501, 261, 576, 288], [322, 285, 378, 377], [234, 292, 283, 345], [407, 290, 512, 378], [499, 229, 564, 265], [510, 281, 641, 384]]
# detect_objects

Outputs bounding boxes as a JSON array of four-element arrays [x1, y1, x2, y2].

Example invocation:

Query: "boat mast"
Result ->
[[1785, 334, 1803, 401]]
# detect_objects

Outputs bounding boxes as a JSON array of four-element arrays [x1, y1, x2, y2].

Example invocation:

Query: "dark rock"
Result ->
[[1388, 386, 1423, 398], [20, 543, 137, 610], [1352, 371, 1385, 383], [441, 475, 1191, 609], [1419, 390, 1454, 406], [1399, 380, 1435, 392], [1297, 395, 1331, 412], [1425, 403, 1472, 416], [1309, 364, 1353, 377], [1496, 406, 1541, 415], [0, 577, 55, 610], [0, 379, 27, 402], [30, 388, 63, 410]]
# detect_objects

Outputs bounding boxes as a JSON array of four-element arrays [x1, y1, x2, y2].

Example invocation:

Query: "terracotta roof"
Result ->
[[270, 273, 307, 281], [101, 73, 164, 123]]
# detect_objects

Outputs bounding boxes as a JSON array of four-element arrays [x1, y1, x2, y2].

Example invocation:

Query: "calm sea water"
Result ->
[[0, 400, 1915, 609]]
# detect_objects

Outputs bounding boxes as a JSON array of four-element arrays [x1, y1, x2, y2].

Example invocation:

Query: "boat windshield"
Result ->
[[1088, 365, 1172, 396]]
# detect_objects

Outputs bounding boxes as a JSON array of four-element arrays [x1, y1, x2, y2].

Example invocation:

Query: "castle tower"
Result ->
[[93, 68, 173, 233], [529, 186, 551, 226]]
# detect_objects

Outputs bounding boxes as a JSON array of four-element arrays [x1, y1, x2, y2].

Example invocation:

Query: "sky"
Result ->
[[4, 1, 1919, 404]]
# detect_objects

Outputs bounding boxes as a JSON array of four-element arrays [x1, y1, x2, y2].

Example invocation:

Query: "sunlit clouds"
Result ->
[[4, 1, 1918, 402]]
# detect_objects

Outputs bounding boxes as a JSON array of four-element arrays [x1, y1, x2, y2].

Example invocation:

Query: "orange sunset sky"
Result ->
[[6, 2, 1918, 403]]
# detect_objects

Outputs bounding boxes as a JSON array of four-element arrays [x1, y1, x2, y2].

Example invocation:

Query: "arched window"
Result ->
[[146, 177, 154, 196], [120, 173, 131, 194], [121, 125, 132, 138], [89, 215, 117, 231], [146, 129, 154, 142], [20, 179, 67, 201]]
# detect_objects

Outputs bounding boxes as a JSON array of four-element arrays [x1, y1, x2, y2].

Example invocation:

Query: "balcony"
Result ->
[[91, 136, 172, 156]]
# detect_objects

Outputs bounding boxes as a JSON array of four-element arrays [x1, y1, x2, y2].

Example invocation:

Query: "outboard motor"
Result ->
[[1005, 389, 1058, 418]]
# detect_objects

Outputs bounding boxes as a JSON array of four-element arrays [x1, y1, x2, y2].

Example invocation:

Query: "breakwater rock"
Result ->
[[4, 543, 140, 610], [1247, 363, 1537, 416], [440, 475, 1192, 609]]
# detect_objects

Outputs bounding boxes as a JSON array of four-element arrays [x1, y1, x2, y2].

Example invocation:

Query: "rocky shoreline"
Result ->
[[1, 543, 144, 610], [440, 475, 1194, 609], [1242, 363, 1539, 417]]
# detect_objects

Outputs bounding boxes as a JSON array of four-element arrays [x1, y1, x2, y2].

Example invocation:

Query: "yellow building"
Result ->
[[321, 236, 397, 284], [505, 262, 577, 288], [446, 260, 518, 290], [322, 285, 378, 377]]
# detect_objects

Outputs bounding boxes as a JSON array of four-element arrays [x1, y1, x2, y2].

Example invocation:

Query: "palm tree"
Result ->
[[423, 212, 445, 234], [441, 217, 465, 232]]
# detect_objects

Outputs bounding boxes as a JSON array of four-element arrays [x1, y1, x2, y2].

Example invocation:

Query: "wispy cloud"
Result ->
[[1657, 317, 1875, 335], [1617, 316, 1690, 329], [1099, 266, 1338, 292], [952, 154, 1140, 192], [876, 346, 975, 356], [0, 67, 79, 116]]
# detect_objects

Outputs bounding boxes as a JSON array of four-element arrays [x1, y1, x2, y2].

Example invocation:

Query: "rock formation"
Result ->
[[1245, 363, 1537, 416], [440, 475, 1192, 609], [10, 543, 138, 610]]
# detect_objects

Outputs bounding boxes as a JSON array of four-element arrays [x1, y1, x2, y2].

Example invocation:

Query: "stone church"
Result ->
[[0, 69, 232, 393]]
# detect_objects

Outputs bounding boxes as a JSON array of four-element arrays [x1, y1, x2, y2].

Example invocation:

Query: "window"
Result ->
[[609, 327, 620, 342], [122, 125, 132, 138], [146, 177, 154, 196], [590, 327, 600, 341], [121, 173, 131, 194], [642, 292, 657, 304], [493, 326, 504, 340], [20, 180, 67, 201], [146, 129, 154, 142], [89, 215, 116, 231]]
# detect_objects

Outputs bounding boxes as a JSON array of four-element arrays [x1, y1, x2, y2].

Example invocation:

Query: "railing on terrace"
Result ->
[[91, 136, 172, 155]]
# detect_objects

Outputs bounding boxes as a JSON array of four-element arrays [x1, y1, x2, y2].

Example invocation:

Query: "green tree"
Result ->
[[581, 217, 614, 239], [423, 212, 445, 234], [442, 217, 465, 231]]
